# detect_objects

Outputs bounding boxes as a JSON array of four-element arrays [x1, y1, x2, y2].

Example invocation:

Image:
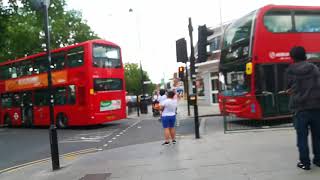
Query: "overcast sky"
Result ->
[[67, 0, 319, 83]]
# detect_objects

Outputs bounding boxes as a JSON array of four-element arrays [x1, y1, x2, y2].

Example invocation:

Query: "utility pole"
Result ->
[[188, 17, 200, 139]]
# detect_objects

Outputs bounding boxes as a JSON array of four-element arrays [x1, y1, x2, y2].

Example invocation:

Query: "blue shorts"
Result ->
[[161, 115, 176, 128]]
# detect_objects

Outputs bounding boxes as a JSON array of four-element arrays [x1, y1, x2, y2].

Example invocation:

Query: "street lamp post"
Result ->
[[30, 0, 60, 170], [129, 8, 145, 114]]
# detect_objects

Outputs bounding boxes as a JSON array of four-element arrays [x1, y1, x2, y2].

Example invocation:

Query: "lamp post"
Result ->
[[129, 8, 146, 114], [30, 0, 60, 170]]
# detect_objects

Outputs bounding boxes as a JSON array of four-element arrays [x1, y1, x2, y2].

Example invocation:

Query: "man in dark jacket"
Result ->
[[287, 46, 320, 170]]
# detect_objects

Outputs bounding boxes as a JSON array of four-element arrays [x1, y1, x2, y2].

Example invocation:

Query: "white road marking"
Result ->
[[60, 140, 101, 143], [60, 129, 118, 143]]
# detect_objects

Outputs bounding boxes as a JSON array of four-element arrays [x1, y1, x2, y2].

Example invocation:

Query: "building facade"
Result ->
[[195, 26, 224, 105]]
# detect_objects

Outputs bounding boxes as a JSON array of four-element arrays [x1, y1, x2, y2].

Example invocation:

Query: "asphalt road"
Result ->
[[0, 110, 197, 171]]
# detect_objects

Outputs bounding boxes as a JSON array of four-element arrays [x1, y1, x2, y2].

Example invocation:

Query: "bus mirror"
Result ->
[[246, 62, 253, 75]]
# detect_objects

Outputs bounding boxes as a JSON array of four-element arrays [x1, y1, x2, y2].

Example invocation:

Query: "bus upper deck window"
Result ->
[[264, 10, 292, 33], [295, 11, 320, 32], [93, 44, 121, 68], [67, 47, 84, 67]]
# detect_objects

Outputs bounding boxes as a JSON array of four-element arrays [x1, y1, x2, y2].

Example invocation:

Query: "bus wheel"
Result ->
[[4, 114, 12, 127], [56, 113, 68, 129]]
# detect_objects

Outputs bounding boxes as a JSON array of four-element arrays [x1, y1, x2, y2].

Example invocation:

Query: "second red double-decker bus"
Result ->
[[0, 39, 126, 128], [219, 4, 320, 120]]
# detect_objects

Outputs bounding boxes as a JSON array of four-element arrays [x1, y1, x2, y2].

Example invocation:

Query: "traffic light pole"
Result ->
[[185, 63, 191, 116], [188, 17, 200, 139]]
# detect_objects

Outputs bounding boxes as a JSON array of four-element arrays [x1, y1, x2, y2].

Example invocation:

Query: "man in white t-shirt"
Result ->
[[160, 91, 178, 145]]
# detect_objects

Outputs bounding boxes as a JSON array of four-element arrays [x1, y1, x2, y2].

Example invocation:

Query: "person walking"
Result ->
[[160, 91, 178, 145], [287, 46, 320, 170]]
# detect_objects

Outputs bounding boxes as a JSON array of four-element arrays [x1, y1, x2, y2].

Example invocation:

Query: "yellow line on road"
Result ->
[[0, 148, 99, 174]]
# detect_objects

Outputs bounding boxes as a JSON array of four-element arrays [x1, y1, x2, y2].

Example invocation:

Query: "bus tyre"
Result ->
[[4, 114, 12, 127], [56, 113, 68, 129]]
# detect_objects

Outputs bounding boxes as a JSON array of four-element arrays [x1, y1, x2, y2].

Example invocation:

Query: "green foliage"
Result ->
[[124, 63, 155, 95], [0, 0, 99, 62]]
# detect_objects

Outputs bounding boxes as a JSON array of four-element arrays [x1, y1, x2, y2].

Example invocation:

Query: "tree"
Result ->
[[0, 0, 99, 62], [124, 63, 155, 95]]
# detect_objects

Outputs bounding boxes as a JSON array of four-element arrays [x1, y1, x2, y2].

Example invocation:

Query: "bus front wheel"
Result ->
[[4, 114, 12, 127], [56, 113, 68, 129]]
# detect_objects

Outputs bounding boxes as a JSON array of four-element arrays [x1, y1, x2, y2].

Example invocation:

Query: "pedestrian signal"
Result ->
[[178, 66, 185, 80]]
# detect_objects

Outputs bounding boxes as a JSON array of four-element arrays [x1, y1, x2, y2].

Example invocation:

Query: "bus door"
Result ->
[[256, 64, 290, 117], [21, 92, 33, 127]]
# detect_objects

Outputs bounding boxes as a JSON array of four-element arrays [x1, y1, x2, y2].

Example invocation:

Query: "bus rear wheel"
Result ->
[[4, 114, 12, 127], [56, 113, 68, 129]]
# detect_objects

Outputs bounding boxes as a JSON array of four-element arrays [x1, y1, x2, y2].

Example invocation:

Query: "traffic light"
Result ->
[[178, 66, 185, 80], [197, 25, 214, 63], [176, 38, 188, 63]]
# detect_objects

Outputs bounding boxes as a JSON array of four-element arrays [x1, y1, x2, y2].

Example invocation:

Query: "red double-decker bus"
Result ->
[[219, 5, 320, 120], [0, 39, 126, 127]]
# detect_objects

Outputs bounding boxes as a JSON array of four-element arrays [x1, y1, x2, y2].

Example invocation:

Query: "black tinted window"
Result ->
[[67, 85, 76, 104], [0, 65, 11, 80], [94, 78, 123, 91], [34, 89, 49, 106], [12, 93, 21, 107], [1, 94, 12, 108], [54, 87, 67, 105], [33, 56, 48, 74], [51, 52, 65, 70], [20, 60, 34, 76], [67, 47, 84, 67]]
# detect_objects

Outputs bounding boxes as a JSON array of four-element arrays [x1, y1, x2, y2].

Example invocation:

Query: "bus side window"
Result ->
[[67, 47, 84, 68], [51, 52, 66, 71], [11, 64, 19, 78], [54, 87, 67, 105], [1, 94, 13, 108], [34, 90, 49, 106], [67, 85, 76, 104], [33, 56, 48, 74], [21, 60, 34, 76], [0, 65, 11, 80], [12, 93, 21, 107]]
